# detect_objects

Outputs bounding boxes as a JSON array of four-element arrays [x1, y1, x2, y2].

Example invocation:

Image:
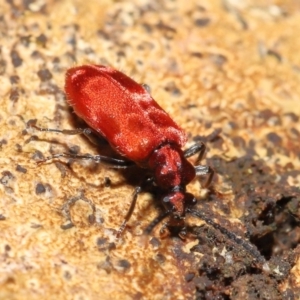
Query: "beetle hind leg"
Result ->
[[27, 119, 92, 136], [36, 152, 134, 169]]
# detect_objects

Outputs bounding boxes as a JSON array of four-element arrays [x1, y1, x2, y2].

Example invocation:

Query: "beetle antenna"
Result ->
[[186, 208, 266, 264]]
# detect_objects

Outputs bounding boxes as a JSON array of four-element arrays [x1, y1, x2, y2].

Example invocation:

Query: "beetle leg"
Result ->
[[184, 142, 206, 164], [185, 143, 214, 188], [195, 165, 214, 188], [27, 119, 93, 136], [36, 152, 134, 169], [159, 221, 188, 240], [116, 186, 142, 238], [27, 119, 108, 146], [159, 222, 171, 238], [28, 120, 134, 168], [144, 210, 170, 235]]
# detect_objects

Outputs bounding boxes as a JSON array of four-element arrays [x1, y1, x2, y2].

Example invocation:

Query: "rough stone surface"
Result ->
[[0, 0, 300, 299]]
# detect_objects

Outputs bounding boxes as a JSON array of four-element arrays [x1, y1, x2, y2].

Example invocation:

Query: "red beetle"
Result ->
[[29, 65, 268, 263], [30, 65, 213, 238]]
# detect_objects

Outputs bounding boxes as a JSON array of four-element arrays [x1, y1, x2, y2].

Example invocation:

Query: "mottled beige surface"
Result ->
[[0, 0, 300, 299]]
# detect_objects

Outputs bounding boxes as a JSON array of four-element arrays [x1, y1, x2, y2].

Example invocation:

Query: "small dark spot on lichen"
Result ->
[[88, 214, 95, 224], [266, 132, 282, 146], [232, 136, 246, 149], [141, 23, 153, 33], [191, 52, 203, 58], [259, 109, 275, 121], [0, 59, 7, 75], [10, 75, 20, 84], [149, 237, 161, 248], [96, 237, 108, 246], [8, 119, 16, 126], [0, 139, 7, 146], [97, 258, 112, 274], [209, 54, 227, 66], [107, 242, 116, 251], [267, 49, 282, 62], [118, 259, 131, 269], [10, 50, 23, 67], [54, 162, 67, 178], [31, 50, 43, 59], [284, 112, 299, 122], [35, 182, 46, 194], [164, 81, 181, 97], [104, 177, 111, 187], [155, 253, 166, 264], [64, 271, 72, 280], [156, 21, 176, 33], [16, 165, 27, 173], [31, 223, 42, 229], [37, 68, 53, 82], [38, 82, 60, 95], [36, 33, 47, 46], [60, 223, 74, 230], [31, 150, 44, 160], [9, 88, 19, 102], [0, 171, 14, 185], [194, 18, 210, 27], [290, 127, 300, 138], [20, 35, 31, 47]]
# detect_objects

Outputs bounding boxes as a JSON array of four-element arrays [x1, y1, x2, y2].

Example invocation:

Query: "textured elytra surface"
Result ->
[[65, 65, 187, 162], [0, 0, 300, 299]]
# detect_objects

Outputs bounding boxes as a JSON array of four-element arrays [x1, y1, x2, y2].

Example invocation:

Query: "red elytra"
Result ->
[[31, 65, 213, 238], [65, 65, 187, 163]]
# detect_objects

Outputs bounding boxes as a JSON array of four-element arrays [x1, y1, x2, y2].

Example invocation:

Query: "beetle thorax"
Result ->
[[148, 144, 196, 189]]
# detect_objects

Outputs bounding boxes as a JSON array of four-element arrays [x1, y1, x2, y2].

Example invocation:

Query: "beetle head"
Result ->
[[160, 189, 197, 238]]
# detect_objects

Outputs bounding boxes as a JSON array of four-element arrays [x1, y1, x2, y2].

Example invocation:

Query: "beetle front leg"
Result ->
[[116, 186, 142, 238], [184, 142, 214, 188], [195, 165, 214, 188], [184, 142, 206, 164]]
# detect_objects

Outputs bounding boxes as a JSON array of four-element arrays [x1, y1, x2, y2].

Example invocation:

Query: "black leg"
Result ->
[[28, 120, 134, 168], [184, 142, 214, 188], [27, 119, 108, 147], [144, 210, 170, 235], [27, 119, 93, 136], [116, 186, 142, 238], [184, 142, 206, 165], [37, 152, 134, 169], [195, 165, 214, 188]]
